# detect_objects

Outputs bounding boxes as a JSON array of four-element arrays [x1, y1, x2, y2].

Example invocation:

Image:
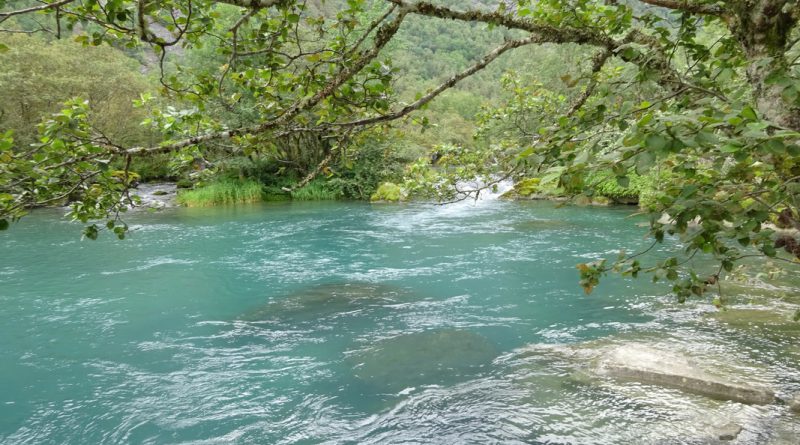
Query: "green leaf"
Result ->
[[740, 106, 758, 121], [616, 175, 630, 188], [644, 134, 667, 150], [83, 225, 99, 240], [635, 151, 655, 174], [637, 113, 653, 127]]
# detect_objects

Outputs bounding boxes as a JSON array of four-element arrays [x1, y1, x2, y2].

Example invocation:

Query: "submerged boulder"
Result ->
[[242, 282, 409, 322], [596, 344, 775, 405], [350, 329, 498, 393], [511, 218, 574, 232], [711, 308, 800, 337]]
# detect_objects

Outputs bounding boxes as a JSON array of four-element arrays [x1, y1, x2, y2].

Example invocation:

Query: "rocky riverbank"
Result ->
[[514, 336, 799, 443], [129, 182, 178, 209]]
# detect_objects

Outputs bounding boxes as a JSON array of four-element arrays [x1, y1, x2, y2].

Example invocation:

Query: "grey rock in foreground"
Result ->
[[596, 344, 775, 405], [790, 394, 800, 413], [716, 423, 742, 441]]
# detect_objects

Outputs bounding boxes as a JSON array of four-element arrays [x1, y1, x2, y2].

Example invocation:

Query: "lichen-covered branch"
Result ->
[[637, 0, 726, 15], [0, 0, 77, 21]]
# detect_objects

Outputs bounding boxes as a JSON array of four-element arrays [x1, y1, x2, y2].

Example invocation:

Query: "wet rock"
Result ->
[[790, 394, 800, 413], [713, 308, 799, 328], [242, 282, 408, 322], [132, 182, 178, 209], [717, 423, 742, 441], [596, 344, 775, 405], [350, 329, 498, 393]]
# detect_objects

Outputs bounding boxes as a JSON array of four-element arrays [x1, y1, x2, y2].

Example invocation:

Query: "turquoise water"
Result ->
[[1, 200, 798, 444]]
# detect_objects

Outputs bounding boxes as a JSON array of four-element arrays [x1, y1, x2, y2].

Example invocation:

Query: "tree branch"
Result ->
[[125, 8, 409, 155], [213, 0, 287, 9], [566, 49, 612, 116], [0, 0, 76, 20], [335, 34, 545, 128], [388, 0, 616, 47], [636, 0, 725, 15]]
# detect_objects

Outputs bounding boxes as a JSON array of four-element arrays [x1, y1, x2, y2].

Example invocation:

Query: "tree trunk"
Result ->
[[730, 0, 800, 130]]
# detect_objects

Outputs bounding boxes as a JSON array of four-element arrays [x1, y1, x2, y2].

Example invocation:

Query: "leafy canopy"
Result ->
[[1, 0, 799, 297]]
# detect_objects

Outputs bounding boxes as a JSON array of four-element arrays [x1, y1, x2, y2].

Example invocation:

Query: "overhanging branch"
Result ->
[[125, 8, 409, 155], [388, 0, 616, 47], [637, 0, 726, 15], [335, 34, 546, 128], [0, 0, 76, 22]]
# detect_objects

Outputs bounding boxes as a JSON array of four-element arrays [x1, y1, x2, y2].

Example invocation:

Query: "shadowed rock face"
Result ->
[[596, 344, 775, 405], [241, 282, 409, 322], [349, 329, 499, 393]]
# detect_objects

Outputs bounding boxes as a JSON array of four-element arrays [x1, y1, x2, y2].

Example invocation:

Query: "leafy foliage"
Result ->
[[1, 0, 799, 300], [371, 182, 405, 201], [0, 33, 157, 147]]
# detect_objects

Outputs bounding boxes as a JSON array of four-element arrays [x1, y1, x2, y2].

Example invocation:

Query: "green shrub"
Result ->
[[110, 170, 141, 186], [370, 182, 405, 202], [513, 178, 541, 196], [109, 153, 183, 182], [325, 142, 410, 200], [218, 157, 286, 185], [177, 179, 263, 207], [586, 171, 668, 206]]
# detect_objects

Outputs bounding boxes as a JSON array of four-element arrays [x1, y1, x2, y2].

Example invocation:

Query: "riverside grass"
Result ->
[[177, 179, 264, 207], [290, 180, 341, 201]]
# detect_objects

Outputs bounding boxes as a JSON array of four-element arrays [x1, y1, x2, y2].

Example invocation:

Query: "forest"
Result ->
[[2, 0, 798, 296], [1, 1, 800, 443]]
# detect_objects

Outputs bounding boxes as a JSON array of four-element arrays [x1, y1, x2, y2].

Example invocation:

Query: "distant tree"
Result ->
[[0, 34, 156, 147]]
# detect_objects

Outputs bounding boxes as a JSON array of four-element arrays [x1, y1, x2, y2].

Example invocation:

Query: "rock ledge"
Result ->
[[596, 344, 775, 405]]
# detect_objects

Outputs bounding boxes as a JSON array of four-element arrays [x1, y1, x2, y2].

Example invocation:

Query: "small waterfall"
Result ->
[[130, 183, 178, 209], [453, 178, 515, 203], [476, 178, 514, 201]]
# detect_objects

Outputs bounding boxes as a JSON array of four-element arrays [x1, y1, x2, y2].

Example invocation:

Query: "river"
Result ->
[[1, 199, 798, 444]]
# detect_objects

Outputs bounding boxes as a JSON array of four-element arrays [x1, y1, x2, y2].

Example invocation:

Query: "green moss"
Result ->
[[370, 182, 405, 202], [177, 179, 263, 207]]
